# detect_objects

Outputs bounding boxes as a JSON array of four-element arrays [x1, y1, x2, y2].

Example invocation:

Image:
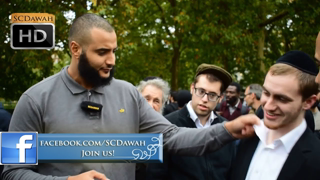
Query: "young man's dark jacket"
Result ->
[[229, 127, 320, 180], [146, 105, 236, 180]]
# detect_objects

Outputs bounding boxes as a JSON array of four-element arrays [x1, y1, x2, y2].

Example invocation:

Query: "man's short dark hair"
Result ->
[[230, 82, 241, 93], [68, 13, 114, 49], [171, 91, 179, 102]]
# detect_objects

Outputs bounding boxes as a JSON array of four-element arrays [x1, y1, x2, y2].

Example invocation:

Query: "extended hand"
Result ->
[[67, 170, 109, 180], [225, 114, 260, 139]]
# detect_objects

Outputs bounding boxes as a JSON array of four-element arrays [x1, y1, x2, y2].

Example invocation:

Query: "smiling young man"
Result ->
[[147, 64, 236, 180], [230, 50, 320, 180]]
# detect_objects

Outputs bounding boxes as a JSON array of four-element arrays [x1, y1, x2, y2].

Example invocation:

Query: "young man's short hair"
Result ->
[[269, 63, 318, 100]]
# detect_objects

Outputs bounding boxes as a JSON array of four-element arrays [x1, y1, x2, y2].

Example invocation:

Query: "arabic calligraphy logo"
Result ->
[[132, 137, 161, 161]]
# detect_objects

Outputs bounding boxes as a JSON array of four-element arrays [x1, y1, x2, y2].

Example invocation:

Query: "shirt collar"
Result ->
[[186, 101, 215, 124], [280, 120, 306, 153], [254, 119, 306, 153], [60, 66, 105, 94]]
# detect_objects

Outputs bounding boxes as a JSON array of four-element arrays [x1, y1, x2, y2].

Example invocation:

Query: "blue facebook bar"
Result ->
[[0, 133, 163, 164]]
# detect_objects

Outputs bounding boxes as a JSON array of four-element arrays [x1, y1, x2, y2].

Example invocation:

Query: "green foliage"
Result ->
[[0, 0, 85, 100], [1, 0, 320, 101]]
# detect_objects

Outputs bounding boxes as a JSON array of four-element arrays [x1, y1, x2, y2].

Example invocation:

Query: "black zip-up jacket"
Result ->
[[146, 106, 236, 180]]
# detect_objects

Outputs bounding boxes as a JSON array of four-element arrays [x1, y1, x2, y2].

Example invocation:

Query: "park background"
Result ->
[[1, 0, 320, 112]]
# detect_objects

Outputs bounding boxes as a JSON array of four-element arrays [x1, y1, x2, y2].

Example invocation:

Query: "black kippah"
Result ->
[[276, 50, 318, 76]]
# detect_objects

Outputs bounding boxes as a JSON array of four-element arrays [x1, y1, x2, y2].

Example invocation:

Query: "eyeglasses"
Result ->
[[194, 87, 220, 102], [244, 92, 252, 97]]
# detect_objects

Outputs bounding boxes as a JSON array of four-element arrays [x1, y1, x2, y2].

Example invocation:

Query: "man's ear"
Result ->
[[70, 41, 82, 59], [252, 93, 257, 100], [190, 83, 194, 94], [302, 94, 317, 110]]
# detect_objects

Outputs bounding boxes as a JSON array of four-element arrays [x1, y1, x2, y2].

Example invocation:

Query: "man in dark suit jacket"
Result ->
[[230, 50, 320, 180], [147, 63, 236, 180]]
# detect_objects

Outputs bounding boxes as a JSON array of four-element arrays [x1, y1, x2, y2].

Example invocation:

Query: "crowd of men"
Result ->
[[1, 13, 320, 180]]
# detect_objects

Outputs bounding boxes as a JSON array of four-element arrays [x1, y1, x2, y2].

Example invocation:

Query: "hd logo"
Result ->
[[1, 132, 38, 164], [10, 13, 55, 50]]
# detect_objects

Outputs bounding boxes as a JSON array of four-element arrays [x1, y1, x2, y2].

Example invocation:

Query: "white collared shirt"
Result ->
[[245, 119, 307, 180], [186, 101, 216, 129], [228, 99, 240, 115]]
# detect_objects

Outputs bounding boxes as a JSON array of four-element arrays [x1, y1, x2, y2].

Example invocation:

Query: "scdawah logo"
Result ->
[[11, 13, 55, 24], [10, 13, 55, 50]]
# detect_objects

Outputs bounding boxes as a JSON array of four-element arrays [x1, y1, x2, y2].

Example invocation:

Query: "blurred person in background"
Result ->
[[163, 90, 179, 116], [244, 84, 264, 119], [137, 78, 170, 114]]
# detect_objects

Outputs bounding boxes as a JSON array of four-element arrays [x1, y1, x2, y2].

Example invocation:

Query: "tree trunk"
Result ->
[[171, 46, 180, 91], [258, 29, 266, 73]]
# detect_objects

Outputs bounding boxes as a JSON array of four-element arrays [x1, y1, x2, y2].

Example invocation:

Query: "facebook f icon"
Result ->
[[1, 132, 37, 164], [16, 135, 33, 163]]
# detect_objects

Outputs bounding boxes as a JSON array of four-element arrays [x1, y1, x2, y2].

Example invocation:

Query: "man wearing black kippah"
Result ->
[[230, 50, 320, 180]]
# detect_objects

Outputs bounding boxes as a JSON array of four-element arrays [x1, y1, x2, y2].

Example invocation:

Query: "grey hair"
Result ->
[[248, 84, 263, 100], [68, 13, 114, 49], [137, 79, 170, 114]]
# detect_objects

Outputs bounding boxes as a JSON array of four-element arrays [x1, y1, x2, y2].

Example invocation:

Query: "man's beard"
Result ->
[[78, 53, 115, 88], [227, 96, 238, 105]]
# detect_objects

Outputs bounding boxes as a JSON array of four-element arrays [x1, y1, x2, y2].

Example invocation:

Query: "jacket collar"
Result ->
[[179, 105, 224, 125], [238, 128, 314, 180], [277, 128, 313, 180]]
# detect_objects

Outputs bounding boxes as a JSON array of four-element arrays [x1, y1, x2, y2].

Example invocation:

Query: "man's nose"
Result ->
[[263, 98, 277, 111], [201, 94, 209, 102], [105, 53, 116, 66], [147, 100, 154, 109]]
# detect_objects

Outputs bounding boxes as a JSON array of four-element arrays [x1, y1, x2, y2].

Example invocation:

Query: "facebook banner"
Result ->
[[0, 133, 162, 164]]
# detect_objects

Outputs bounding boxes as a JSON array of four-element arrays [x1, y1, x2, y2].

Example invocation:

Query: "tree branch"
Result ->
[[152, 0, 174, 41], [258, 11, 289, 28]]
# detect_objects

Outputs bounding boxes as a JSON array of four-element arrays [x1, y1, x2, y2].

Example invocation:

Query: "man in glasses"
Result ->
[[147, 63, 236, 180]]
